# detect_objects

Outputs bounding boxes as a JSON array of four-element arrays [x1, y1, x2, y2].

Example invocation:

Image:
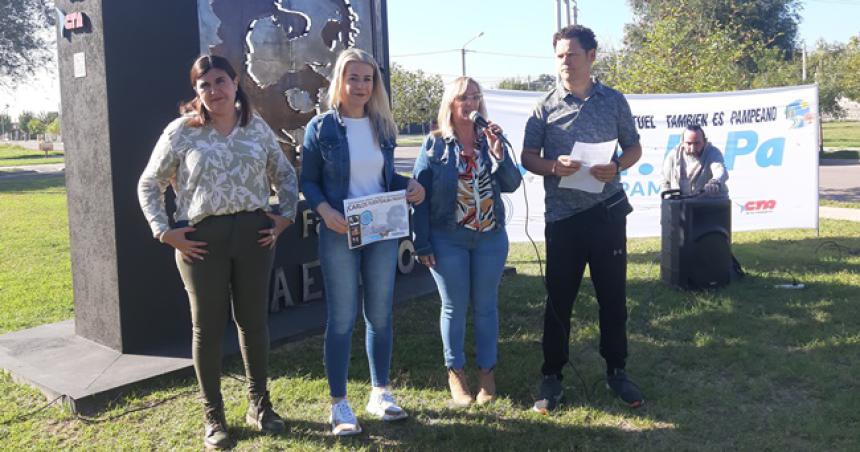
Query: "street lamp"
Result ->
[[460, 31, 484, 76]]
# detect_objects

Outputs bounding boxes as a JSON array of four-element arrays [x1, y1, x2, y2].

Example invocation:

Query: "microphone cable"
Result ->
[[485, 124, 596, 405]]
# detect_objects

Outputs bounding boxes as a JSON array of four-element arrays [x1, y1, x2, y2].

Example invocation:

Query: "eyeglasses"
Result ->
[[456, 93, 483, 102]]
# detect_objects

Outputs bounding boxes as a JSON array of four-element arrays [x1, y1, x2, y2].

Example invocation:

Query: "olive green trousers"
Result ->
[[175, 211, 273, 404]]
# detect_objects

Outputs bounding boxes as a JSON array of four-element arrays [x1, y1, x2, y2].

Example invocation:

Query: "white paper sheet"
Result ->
[[558, 139, 618, 193]]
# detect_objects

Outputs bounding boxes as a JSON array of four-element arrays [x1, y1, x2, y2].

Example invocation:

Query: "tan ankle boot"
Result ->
[[476, 368, 496, 405], [447, 368, 474, 407]]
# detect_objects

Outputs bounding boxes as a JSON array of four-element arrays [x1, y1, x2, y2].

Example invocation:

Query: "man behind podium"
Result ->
[[662, 125, 729, 196]]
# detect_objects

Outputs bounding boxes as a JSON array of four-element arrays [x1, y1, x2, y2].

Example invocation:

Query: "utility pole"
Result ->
[[801, 42, 807, 82], [557, 1, 578, 29], [556, 0, 562, 30], [565, 0, 571, 25], [460, 31, 484, 76]]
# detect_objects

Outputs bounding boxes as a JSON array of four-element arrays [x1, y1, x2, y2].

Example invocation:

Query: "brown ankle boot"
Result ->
[[203, 400, 234, 450], [476, 368, 496, 404], [447, 368, 474, 407], [247, 390, 286, 434]]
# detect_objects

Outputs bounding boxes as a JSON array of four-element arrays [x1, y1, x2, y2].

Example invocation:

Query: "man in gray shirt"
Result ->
[[521, 24, 644, 412], [662, 125, 729, 196]]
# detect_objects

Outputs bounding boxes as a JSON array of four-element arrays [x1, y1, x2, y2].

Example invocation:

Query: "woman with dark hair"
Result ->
[[301, 48, 424, 436], [138, 54, 299, 450], [412, 76, 521, 407]]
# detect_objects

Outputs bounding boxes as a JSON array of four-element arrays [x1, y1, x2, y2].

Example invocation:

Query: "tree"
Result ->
[[603, 3, 802, 95], [805, 37, 860, 117], [389, 63, 444, 131], [46, 116, 61, 137], [624, 0, 802, 61], [0, 113, 12, 138], [497, 77, 530, 91], [27, 118, 45, 139], [841, 35, 860, 101], [0, 0, 55, 85], [38, 111, 59, 125], [17, 111, 34, 137], [498, 74, 555, 92], [608, 15, 746, 94]]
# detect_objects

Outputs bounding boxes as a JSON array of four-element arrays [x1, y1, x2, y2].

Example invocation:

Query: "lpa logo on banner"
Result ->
[[785, 99, 814, 129]]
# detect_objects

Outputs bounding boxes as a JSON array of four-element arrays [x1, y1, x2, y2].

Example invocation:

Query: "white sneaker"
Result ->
[[329, 399, 362, 436], [366, 389, 408, 421]]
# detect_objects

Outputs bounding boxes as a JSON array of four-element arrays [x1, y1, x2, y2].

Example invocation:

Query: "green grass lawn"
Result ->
[[0, 144, 64, 167], [822, 121, 860, 149], [0, 175, 73, 334], [398, 134, 426, 147], [1, 177, 859, 450], [820, 199, 860, 209]]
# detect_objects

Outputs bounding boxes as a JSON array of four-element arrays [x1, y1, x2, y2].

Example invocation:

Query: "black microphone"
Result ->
[[468, 111, 490, 129], [468, 111, 511, 147]]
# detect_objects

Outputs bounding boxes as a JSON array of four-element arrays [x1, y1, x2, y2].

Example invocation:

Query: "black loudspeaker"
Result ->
[[661, 194, 733, 290]]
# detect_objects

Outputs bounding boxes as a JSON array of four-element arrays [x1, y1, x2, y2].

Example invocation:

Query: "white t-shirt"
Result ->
[[343, 117, 385, 198]]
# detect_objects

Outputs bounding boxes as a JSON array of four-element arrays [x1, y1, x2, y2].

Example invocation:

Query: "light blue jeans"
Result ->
[[319, 226, 398, 398], [428, 226, 509, 370]]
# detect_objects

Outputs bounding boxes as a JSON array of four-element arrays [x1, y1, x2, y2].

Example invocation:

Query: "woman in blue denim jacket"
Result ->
[[412, 77, 521, 407], [301, 48, 425, 436]]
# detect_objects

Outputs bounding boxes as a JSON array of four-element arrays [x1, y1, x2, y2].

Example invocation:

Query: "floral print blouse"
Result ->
[[138, 113, 299, 238], [456, 150, 496, 232]]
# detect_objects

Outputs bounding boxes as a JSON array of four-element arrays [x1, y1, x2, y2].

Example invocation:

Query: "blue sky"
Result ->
[[3, 0, 859, 117]]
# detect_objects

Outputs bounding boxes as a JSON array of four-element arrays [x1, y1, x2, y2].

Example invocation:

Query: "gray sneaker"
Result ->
[[606, 368, 644, 408], [532, 375, 563, 414], [329, 399, 362, 436]]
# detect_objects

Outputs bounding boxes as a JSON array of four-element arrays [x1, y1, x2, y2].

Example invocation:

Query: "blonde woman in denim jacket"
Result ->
[[412, 77, 522, 407], [301, 48, 424, 436]]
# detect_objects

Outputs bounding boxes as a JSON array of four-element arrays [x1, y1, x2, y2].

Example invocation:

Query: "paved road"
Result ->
[[819, 160, 860, 203], [0, 163, 65, 179], [394, 146, 420, 173]]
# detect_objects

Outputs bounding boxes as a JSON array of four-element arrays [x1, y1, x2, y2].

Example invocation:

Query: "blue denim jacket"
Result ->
[[412, 133, 522, 256], [301, 109, 409, 214]]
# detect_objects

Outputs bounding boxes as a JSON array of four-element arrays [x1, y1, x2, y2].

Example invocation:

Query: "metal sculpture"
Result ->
[[198, 0, 381, 162]]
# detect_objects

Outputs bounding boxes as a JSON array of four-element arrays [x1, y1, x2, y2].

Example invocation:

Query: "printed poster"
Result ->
[[343, 190, 409, 249]]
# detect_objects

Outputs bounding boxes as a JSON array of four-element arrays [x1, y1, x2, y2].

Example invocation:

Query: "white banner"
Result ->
[[485, 85, 820, 241]]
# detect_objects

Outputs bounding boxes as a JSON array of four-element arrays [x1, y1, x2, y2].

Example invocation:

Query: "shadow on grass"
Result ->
[[0, 174, 66, 192], [13, 226, 856, 448], [626, 235, 860, 274], [0, 153, 64, 160], [229, 407, 667, 450]]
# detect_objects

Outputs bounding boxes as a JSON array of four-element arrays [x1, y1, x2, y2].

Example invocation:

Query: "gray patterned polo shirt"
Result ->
[[138, 113, 299, 239], [523, 80, 639, 222]]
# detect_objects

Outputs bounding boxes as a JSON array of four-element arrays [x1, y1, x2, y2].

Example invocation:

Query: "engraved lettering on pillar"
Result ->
[[270, 266, 295, 312], [303, 260, 323, 302]]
